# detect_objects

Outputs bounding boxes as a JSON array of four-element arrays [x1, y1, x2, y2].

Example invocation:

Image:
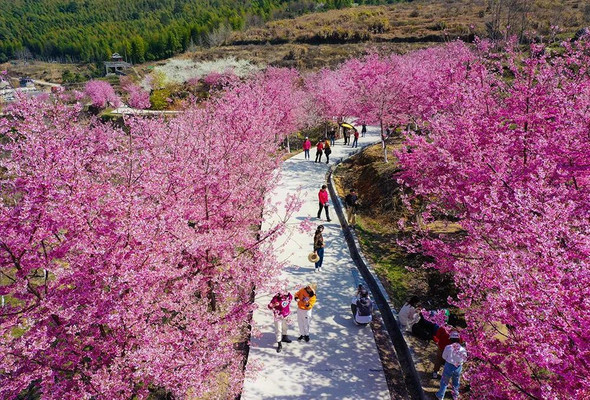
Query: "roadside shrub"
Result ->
[[150, 89, 171, 110]]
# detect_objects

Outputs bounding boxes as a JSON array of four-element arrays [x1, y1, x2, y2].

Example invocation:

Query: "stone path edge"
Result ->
[[327, 153, 427, 400]]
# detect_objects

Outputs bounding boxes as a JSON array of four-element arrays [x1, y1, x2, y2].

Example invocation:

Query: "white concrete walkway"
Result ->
[[242, 128, 391, 400]]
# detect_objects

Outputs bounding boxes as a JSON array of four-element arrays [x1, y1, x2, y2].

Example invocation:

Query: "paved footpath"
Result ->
[[242, 128, 392, 400]]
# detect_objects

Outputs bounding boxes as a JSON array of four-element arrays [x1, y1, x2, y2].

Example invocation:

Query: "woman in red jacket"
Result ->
[[314, 140, 324, 163], [317, 185, 331, 222]]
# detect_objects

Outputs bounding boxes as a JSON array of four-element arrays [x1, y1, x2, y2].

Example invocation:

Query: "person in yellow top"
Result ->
[[294, 283, 317, 342], [323, 138, 332, 164]]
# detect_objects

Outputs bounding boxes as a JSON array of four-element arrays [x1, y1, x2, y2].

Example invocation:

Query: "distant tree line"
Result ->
[[0, 0, 405, 64]]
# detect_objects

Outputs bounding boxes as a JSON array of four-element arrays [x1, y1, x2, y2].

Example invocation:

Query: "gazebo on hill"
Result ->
[[105, 53, 131, 76]]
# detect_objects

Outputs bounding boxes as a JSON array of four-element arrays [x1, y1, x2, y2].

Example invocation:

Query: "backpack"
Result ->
[[357, 298, 372, 316], [412, 315, 437, 340]]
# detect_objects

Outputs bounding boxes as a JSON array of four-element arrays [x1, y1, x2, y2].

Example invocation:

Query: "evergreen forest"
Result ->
[[0, 0, 404, 63]]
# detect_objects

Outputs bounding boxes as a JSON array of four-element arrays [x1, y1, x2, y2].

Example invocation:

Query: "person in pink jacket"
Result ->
[[303, 136, 311, 160], [317, 184, 331, 222], [268, 291, 293, 353]]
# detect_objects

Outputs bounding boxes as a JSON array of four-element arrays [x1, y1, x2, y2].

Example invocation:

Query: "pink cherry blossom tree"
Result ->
[[0, 67, 305, 399], [84, 80, 121, 109], [120, 76, 151, 109], [395, 40, 590, 399], [308, 39, 589, 398], [304, 68, 356, 137]]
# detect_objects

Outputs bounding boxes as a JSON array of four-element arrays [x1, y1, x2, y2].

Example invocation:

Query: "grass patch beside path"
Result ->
[[333, 137, 459, 309]]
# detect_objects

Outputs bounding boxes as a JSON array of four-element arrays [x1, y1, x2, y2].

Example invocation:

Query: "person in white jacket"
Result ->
[[398, 296, 420, 332], [436, 330, 467, 400]]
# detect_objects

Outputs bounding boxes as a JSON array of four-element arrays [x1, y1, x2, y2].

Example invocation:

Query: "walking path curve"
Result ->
[[242, 128, 393, 400]]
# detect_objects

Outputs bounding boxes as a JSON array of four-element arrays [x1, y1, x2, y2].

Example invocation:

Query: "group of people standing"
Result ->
[[268, 269, 373, 354], [343, 126, 361, 148], [302, 124, 367, 163], [303, 136, 332, 163], [267, 284, 317, 353]]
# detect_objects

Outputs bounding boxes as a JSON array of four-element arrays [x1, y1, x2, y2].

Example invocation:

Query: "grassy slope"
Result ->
[[235, 0, 587, 45], [333, 138, 460, 309]]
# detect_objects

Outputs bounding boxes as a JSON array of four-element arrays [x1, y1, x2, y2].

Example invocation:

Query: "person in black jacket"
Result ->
[[351, 285, 373, 326], [344, 189, 358, 227]]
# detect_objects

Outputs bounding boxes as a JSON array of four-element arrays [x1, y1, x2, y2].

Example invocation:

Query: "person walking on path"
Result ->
[[344, 188, 358, 227], [315, 140, 324, 163], [328, 128, 336, 146], [303, 137, 311, 160], [351, 128, 359, 148], [317, 185, 331, 222], [295, 283, 317, 342], [361, 124, 367, 137], [267, 291, 294, 353], [313, 225, 325, 271], [343, 128, 350, 145], [324, 138, 332, 164], [436, 331, 467, 400]]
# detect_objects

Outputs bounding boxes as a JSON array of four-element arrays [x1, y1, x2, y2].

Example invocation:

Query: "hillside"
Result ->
[[1, 0, 588, 66], [2, 0, 588, 85], [231, 0, 589, 47], [0, 0, 406, 64]]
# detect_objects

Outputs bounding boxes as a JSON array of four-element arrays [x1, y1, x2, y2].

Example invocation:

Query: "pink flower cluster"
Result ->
[[120, 76, 151, 109], [84, 79, 121, 108], [202, 70, 239, 89]]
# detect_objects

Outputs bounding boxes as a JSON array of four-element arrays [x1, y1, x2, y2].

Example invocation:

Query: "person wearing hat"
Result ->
[[267, 291, 293, 353], [313, 225, 325, 271], [436, 330, 467, 400], [294, 283, 317, 342], [303, 136, 311, 160]]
